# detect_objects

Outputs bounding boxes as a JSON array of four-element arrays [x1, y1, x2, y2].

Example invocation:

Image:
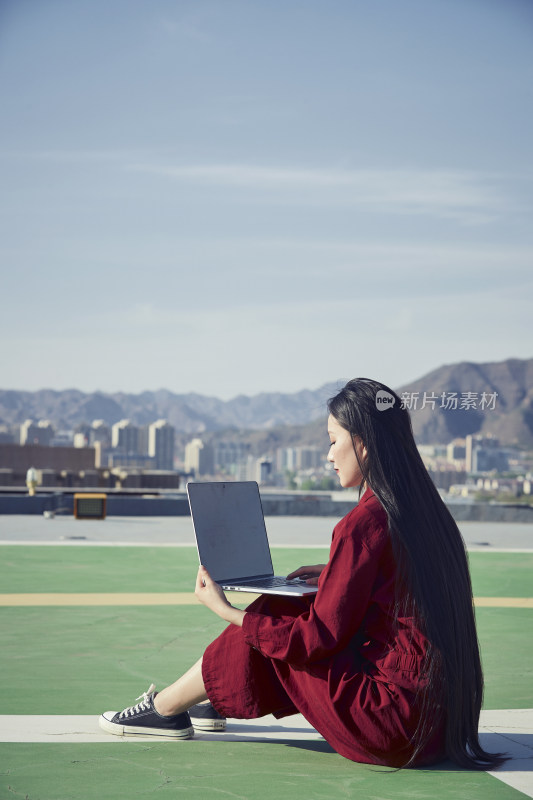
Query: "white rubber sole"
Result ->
[[99, 713, 194, 739], [191, 719, 227, 731]]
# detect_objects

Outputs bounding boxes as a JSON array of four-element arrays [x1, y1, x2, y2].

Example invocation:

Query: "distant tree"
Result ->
[[285, 470, 297, 490], [299, 476, 337, 491], [473, 492, 491, 503]]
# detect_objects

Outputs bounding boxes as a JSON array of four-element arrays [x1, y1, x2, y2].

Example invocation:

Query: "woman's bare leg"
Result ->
[[153, 657, 208, 716]]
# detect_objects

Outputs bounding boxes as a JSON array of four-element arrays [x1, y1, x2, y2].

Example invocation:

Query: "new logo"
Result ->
[[375, 390, 395, 410]]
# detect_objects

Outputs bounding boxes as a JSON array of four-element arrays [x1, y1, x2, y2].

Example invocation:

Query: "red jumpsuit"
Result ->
[[202, 489, 446, 767]]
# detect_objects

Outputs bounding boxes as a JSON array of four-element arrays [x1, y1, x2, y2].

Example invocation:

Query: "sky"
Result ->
[[0, 0, 532, 400]]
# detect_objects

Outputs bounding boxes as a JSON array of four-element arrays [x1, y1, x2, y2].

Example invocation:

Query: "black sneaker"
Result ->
[[189, 701, 227, 731], [99, 684, 194, 739]]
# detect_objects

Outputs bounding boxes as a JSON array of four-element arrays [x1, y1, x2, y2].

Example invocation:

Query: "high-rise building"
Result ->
[[90, 421, 111, 468], [184, 438, 214, 476], [465, 434, 509, 473], [214, 441, 251, 475], [148, 420, 175, 470], [20, 419, 55, 446], [276, 447, 299, 472], [255, 457, 272, 485], [91, 420, 111, 447], [446, 439, 466, 462], [276, 446, 324, 472], [0, 425, 14, 444], [297, 447, 324, 470], [111, 420, 139, 454]]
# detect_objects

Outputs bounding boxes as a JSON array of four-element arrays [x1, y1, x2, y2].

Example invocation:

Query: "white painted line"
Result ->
[[0, 541, 331, 548], [1, 593, 528, 607], [1, 542, 532, 552], [0, 709, 531, 795], [0, 541, 201, 548], [0, 713, 320, 744], [468, 548, 533, 554], [479, 709, 533, 797]]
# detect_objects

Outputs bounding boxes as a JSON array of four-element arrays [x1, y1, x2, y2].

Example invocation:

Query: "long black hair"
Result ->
[[328, 377, 505, 769]]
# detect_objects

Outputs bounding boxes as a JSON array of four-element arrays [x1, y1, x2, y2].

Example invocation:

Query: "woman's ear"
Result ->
[[354, 436, 367, 464]]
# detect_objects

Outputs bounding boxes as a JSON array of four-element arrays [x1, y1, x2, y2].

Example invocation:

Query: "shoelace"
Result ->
[[119, 683, 156, 719]]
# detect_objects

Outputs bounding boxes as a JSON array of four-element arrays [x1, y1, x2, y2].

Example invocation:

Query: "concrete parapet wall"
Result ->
[[105, 496, 190, 516], [260, 495, 356, 517], [0, 494, 190, 517], [447, 502, 533, 523], [0, 491, 532, 522]]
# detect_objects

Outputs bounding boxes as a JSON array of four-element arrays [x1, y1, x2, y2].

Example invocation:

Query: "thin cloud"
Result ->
[[127, 162, 509, 223], [1, 150, 518, 225]]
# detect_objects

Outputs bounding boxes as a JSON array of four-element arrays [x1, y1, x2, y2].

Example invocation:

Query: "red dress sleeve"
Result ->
[[242, 491, 390, 666]]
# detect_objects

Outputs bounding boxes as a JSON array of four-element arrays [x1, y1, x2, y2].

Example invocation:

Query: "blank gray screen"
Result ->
[[188, 482, 274, 583]]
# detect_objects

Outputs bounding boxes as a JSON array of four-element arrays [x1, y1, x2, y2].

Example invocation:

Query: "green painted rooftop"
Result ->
[[1, 515, 531, 799]]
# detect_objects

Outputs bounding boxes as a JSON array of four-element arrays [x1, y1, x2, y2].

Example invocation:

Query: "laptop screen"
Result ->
[[187, 481, 274, 583]]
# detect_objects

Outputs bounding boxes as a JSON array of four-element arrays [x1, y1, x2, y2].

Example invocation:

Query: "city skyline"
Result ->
[[1, 0, 532, 399]]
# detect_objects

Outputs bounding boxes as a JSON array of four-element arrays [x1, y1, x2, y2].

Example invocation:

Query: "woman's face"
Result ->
[[327, 414, 367, 489]]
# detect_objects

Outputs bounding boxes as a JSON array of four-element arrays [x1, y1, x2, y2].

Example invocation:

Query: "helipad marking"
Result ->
[[0, 593, 531, 607], [474, 597, 533, 608], [0, 592, 257, 606], [0, 710, 531, 797], [1, 542, 533, 554], [0, 712, 321, 744]]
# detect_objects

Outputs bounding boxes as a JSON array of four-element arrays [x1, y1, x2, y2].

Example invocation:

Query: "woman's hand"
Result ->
[[195, 565, 245, 627], [287, 564, 327, 586]]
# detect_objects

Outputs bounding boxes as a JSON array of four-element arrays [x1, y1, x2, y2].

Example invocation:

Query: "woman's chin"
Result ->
[[340, 478, 359, 489]]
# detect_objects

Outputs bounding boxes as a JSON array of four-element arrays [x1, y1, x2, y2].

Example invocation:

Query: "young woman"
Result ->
[[100, 378, 504, 769]]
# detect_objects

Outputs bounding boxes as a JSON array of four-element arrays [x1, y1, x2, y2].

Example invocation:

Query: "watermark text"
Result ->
[[399, 391, 498, 411]]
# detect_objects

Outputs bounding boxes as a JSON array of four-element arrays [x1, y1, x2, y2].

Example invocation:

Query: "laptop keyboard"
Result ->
[[242, 576, 299, 588]]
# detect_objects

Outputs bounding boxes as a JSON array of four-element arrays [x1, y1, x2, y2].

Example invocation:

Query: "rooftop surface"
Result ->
[[2, 513, 533, 549], [1, 515, 532, 799]]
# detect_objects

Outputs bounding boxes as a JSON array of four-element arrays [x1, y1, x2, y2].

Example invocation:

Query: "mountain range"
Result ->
[[1, 358, 532, 447]]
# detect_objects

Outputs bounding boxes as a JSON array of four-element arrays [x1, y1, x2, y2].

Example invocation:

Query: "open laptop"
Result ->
[[187, 481, 318, 596]]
